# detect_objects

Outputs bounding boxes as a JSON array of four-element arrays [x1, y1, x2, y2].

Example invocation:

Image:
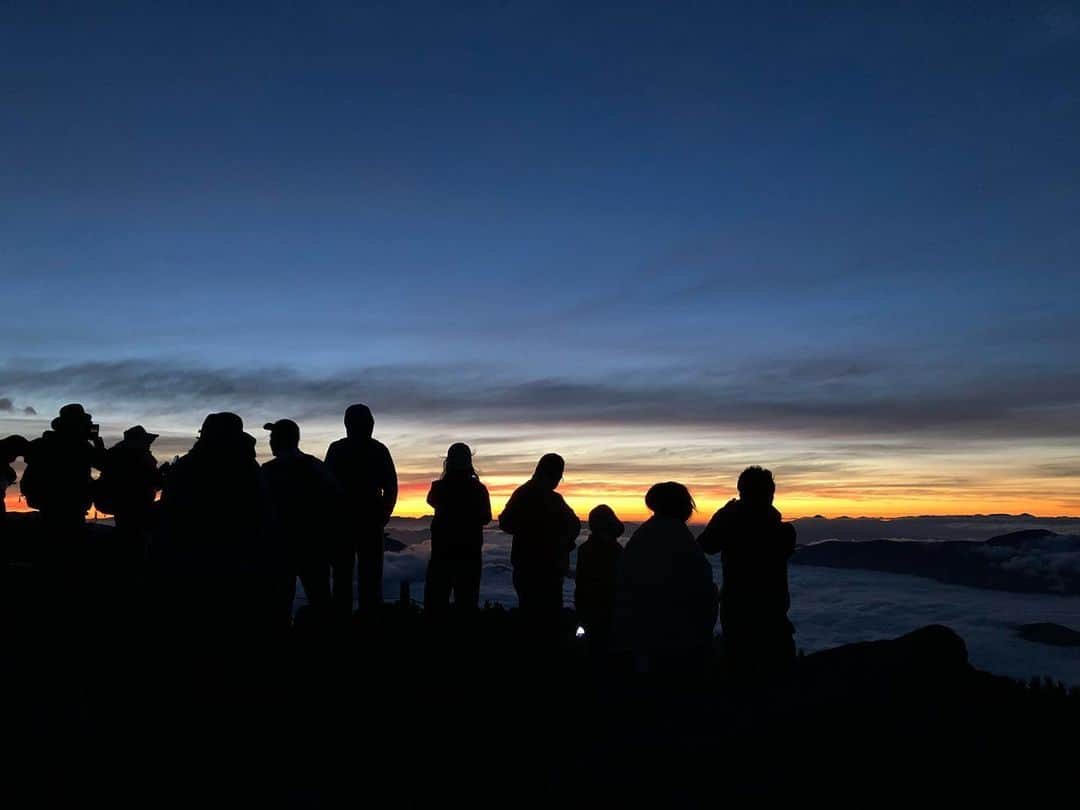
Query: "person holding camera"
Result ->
[[21, 403, 106, 549]]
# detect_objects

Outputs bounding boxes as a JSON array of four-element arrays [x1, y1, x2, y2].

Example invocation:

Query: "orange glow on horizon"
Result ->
[[6, 478, 1078, 522]]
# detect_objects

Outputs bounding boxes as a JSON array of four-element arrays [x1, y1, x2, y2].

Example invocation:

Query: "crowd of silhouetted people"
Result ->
[[1, 402, 798, 673]]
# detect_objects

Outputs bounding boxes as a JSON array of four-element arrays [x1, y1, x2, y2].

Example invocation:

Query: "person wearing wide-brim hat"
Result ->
[[120, 425, 160, 446], [22, 404, 106, 544], [97, 424, 164, 546]]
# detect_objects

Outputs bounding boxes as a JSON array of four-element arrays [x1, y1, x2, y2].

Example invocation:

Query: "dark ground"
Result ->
[[2, 517, 1078, 806]]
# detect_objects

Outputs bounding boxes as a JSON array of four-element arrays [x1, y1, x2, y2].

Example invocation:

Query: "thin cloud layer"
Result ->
[[2, 358, 1078, 442]]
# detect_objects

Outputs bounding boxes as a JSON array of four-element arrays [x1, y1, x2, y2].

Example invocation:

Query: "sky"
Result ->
[[3, 1, 1080, 519]]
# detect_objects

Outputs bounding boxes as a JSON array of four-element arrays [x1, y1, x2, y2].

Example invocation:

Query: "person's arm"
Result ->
[[781, 522, 797, 558], [426, 480, 441, 510], [697, 500, 736, 555], [90, 436, 107, 471], [560, 495, 581, 550], [380, 445, 398, 524], [498, 488, 521, 535], [477, 483, 492, 526]]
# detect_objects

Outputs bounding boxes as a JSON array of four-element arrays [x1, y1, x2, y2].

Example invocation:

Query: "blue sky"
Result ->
[[3, 2, 1079, 517]]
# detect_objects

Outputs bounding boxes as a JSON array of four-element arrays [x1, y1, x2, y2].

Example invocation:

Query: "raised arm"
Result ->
[[697, 500, 737, 555], [498, 488, 522, 535]]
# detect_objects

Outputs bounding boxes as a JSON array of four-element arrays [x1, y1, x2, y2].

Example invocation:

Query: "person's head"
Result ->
[[588, 504, 624, 538], [199, 412, 244, 445], [51, 403, 94, 438], [1, 435, 29, 463], [263, 419, 301, 457], [644, 481, 696, 523], [737, 465, 775, 507], [442, 442, 475, 478], [344, 403, 375, 438], [533, 453, 565, 490], [122, 425, 159, 448]]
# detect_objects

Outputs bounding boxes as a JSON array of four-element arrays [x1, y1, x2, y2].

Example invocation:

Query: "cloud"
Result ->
[[0, 397, 37, 416], [376, 529, 1080, 684], [2, 357, 1079, 444]]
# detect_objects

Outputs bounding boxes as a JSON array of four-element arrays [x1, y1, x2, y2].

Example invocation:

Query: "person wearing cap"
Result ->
[[157, 412, 275, 635], [424, 443, 492, 616], [324, 404, 398, 617], [21, 404, 106, 546], [97, 426, 164, 549], [261, 418, 340, 623], [498, 453, 581, 625], [573, 504, 625, 654]]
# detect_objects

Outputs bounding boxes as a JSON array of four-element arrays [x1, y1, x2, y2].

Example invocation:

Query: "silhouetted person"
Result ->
[[1, 435, 29, 532], [574, 504, 625, 654], [157, 412, 276, 635], [261, 419, 339, 623], [21, 404, 105, 550], [96, 426, 163, 554], [424, 443, 492, 616], [324, 404, 398, 617], [499, 453, 581, 623], [614, 483, 717, 672], [698, 466, 796, 672]]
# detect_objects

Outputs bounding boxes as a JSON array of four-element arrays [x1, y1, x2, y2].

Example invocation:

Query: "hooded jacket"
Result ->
[[498, 478, 580, 574]]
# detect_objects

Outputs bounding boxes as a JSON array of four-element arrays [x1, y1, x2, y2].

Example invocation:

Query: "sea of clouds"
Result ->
[[300, 526, 1080, 686]]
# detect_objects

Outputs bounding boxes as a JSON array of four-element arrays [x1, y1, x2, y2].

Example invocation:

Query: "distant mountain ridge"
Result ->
[[794, 529, 1080, 595]]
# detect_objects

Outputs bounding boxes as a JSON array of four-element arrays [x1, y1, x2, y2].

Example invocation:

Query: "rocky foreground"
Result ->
[[2, 516, 1079, 804]]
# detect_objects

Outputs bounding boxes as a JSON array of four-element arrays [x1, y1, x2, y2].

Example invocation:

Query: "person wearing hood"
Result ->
[[21, 404, 106, 546], [261, 418, 340, 623], [424, 442, 492, 616], [97, 426, 163, 548], [324, 403, 398, 617], [697, 466, 797, 671], [614, 483, 717, 672], [574, 504, 625, 654], [498, 453, 581, 622]]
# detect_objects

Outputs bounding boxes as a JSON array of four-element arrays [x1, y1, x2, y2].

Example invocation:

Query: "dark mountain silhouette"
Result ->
[[789, 514, 1080, 544], [793, 530, 1080, 595], [985, 528, 1059, 547]]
